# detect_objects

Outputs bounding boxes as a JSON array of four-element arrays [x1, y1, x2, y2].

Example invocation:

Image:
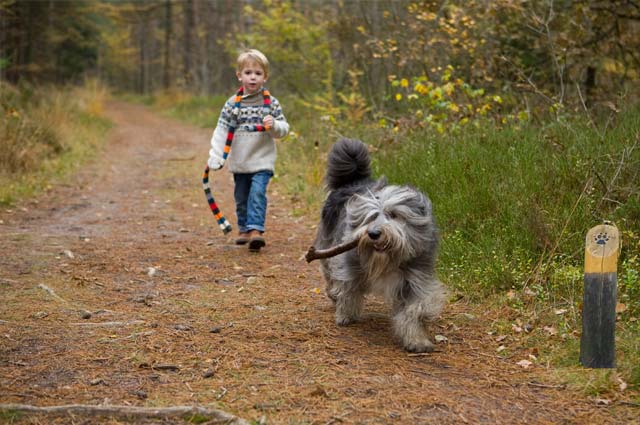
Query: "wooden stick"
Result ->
[[0, 404, 249, 424], [305, 238, 359, 263]]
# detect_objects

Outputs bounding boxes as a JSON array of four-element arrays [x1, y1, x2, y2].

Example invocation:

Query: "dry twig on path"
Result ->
[[70, 320, 145, 327], [36, 284, 68, 304]]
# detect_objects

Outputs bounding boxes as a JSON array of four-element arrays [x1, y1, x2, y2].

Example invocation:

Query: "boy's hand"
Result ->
[[207, 156, 224, 170], [262, 115, 274, 129]]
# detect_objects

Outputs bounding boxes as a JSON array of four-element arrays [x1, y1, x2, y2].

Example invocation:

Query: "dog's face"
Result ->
[[346, 184, 436, 265]]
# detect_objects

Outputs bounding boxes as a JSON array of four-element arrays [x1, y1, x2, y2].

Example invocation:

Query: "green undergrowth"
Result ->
[[0, 80, 111, 205], [375, 106, 640, 310], [373, 106, 639, 393]]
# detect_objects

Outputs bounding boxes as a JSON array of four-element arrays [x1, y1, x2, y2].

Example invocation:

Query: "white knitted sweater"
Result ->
[[208, 89, 289, 174]]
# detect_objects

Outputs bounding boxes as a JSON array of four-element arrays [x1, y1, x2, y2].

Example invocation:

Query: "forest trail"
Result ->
[[0, 102, 635, 424]]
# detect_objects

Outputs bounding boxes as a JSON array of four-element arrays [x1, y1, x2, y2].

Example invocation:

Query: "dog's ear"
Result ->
[[372, 176, 388, 191], [416, 191, 432, 216]]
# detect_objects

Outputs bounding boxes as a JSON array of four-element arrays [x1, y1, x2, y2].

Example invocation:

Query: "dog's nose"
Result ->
[[368, 229, 382, 240]]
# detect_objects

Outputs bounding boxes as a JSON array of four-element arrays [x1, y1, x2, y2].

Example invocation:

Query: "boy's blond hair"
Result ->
[[237, 49, 270, 78]]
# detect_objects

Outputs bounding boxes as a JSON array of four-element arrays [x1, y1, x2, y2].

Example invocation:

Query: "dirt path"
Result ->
[[0, 102, 636, 424]]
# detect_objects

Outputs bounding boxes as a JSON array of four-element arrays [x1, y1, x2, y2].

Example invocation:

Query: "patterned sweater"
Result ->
[[208, 89, 289, 173]]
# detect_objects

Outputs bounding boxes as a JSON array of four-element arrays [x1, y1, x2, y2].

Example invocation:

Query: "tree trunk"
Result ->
[[183, 0, 194, 88], [584, 66, 596, 107], [163, 0, 172, 90]]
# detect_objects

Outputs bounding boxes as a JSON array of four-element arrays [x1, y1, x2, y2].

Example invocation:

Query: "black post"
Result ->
[[580, 224, 620, 368]]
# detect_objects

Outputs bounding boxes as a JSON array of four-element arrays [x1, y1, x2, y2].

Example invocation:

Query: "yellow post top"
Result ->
[[584, 224, 620, 274]]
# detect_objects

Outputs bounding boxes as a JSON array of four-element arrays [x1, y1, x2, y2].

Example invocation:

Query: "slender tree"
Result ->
[[163, 0, 172, 90]]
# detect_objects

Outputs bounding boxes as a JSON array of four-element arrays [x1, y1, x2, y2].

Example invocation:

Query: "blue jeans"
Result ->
[[233, 170, 273, 233]]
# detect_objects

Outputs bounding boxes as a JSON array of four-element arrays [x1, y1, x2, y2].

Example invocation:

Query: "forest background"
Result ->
[[1, 0, 639, 395]]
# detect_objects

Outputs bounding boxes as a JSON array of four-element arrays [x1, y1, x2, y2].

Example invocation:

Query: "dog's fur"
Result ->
[[313, 138, 447, 352]]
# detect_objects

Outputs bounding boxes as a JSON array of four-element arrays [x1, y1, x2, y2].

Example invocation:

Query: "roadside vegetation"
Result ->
[[0, 80, 110, 205]]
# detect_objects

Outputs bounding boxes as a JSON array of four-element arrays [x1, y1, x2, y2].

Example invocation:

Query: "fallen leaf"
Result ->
[[618, 377, 628, 392], [496, 335, 507, 342], [543, 326, 557, 335], [603, 101, 619, 113], [434, 334, 448, 343], [516, 359, 532, 369], [496, 345, 507, 353], [594, 398, 611, 406], [173, 324, 193, 331], [615, 303, 627, 314], [554, 308, 568, 315]]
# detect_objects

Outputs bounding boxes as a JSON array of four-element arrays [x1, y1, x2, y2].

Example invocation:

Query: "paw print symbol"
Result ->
[[594, 232, 610, 245]]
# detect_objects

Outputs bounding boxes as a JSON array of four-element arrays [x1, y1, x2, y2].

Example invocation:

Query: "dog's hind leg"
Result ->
[[392, 279, 446, 352]]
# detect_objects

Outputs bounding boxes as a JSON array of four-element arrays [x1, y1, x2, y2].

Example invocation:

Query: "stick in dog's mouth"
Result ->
[[305, 238, 359, 263]]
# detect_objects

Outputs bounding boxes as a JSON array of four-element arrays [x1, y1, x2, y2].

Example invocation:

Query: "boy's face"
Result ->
[[237, 60, 267, 95]]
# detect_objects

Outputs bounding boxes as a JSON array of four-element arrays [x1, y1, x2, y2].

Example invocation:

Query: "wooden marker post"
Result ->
[[580, 223, 620, 368]]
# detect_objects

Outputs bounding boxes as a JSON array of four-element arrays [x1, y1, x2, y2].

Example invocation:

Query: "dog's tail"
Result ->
[[326, 138, 372, 190]]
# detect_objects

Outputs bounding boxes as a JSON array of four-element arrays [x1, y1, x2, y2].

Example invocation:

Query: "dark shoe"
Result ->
[[235, 232, 250, 245], [248, 230, 266, 252]]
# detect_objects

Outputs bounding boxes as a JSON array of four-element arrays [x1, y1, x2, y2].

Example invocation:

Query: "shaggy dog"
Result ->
[[312, 138, 447, 352]]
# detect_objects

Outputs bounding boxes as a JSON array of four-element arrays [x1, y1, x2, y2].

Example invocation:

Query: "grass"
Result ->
[[0, 80, 111, 205], [375, 109, 640, 304]]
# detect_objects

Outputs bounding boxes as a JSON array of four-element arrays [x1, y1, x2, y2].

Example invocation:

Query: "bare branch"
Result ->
[[0, 404, 249, 424]]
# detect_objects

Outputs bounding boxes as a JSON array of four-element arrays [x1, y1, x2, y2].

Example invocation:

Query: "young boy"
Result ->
[[208, 49, 289, 252]]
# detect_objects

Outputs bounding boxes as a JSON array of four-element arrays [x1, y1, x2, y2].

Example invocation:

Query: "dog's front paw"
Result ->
[[404, 338, 435, 353]]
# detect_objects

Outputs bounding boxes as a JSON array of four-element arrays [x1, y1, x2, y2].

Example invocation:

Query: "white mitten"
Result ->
[[207, 156, 224, 170]]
